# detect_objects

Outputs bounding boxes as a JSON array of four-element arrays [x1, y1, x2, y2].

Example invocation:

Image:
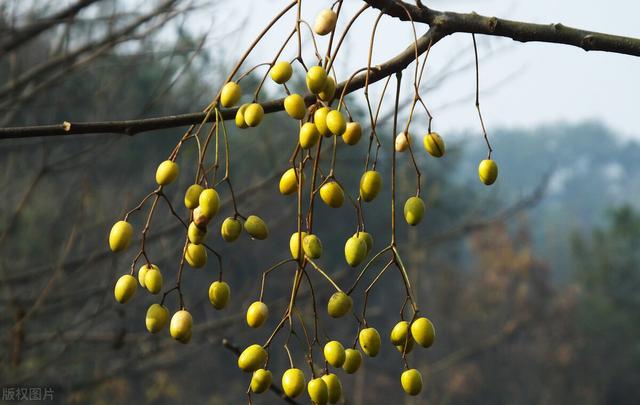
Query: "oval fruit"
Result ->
[[246, 301, 269, 328], [198, 188, 220, 219], [170, 310, 193, 344], [319, 76, 336, 102], [144, 267, 163, 294], [390, 321, 411, 346], [270, 61, 293, 84], [284, 93, 306, 120], [193, 206, 210, 227], [423, 132, 445, 157], [138, 263, 158, 288], [145, 303, 169, 333], [314, 107, 332, 137], [220, 217, 241, 242], [400, 369, 423, 396], [395, 131, 412, 152], [403, 196, 425, 226], [188, 221, 207, 244], [321, 373, 342, 404], [303, 234, 323, 259], [220, 81, 241, 107], [185, 243, 207, 268], [327, 292, 352, 318], [299, 122, 320, 149], [410, 317, 435, 348], [359, 171, 382, 202], [342, 122, 362, 145], [314, 9, 337, 36], [184, 184, 203, 209], [208, 280, 230, 309], [353, 231, 373, 256], [109, 220, 133, 252], [306, 66, 328, 94], [114, 274, 137, 303], [359, 327, 381, 357], [238, 344, 267, 372], [326, 110, 346, 136], [324, 341, 346, 367], [235, 103, 250, 128], [245, 215, 268, 240], [279, 167, 304, 195], [342, 348, 362, 374], [319, 181, 344, 208], [251, 369, 273, 393], [289, 231, 308, 260], [478, 159, 498, 185], [282, 368, 305, 398], [156, 160, 179, 186], [307, 378, 329, 405], [344, 236, 367, 267], [244, 103, 264, 127]]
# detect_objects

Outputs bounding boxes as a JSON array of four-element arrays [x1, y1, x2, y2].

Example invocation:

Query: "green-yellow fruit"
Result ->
[[314, 107, 332, 137], [307, 378, 329, 405], [220, 81, 241, 107], [156, 160, 179, 186], [306, 66, 328, 94], [145, 303, 169, 333], [184, 184, 203, 209], [353, 231, 373, 256], [299, 122, 320, 149], [319, 76, 336, 102], [319, 181, 344, 208], [282, 368, 305, 398], [238, 344, 268, 372], [198, 188, 220, 219], [221, 217, 242, 242], [395, 336, 415, 354], [327, 292, 352, 318], [411, 317, 435, 348], [114, 274, 136, 303], [324, 341, 346, 367], [342, 122, 362, 145], [303, 234, 323, 259], [188, 221, 207, 244], [289, 231, 309, 260], [284, 93, 306, 120], [342, 349, 362, 374], [390, 321, 411, 346], [478, 159, 498, 185], [279, 167, 304, 195], [170, 310, 193, 344], [359, 327, 381, 357], [208, 280, 230, 310], [423, 132, 445, 157], [185, 243, 207, 268], [138, 263, 158, 287], [344, 236, 367, 267], [251, 369, 273, 393], [270, 61, 293, 84], [236, 104, 250, 128], [314, 9, 337, 36], [321, 373, 342, 404], [326, 110, 346, 136], [401, 369, 423, 396], [359, 171, 382, 202], [109, 220, 133, 252], [244, 103, 264, 127], [245, 215, 268, 240], [246, 301, 269, 328], [144, 268, 163, 294], [403, 196, 425, 226]]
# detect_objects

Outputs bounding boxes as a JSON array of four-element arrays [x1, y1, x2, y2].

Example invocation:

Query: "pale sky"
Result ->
[[204, 0, 640, 139]]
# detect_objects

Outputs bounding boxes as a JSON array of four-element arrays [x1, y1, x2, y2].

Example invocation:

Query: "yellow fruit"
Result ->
[[410, 317, 435, 348], [114, 274, 136, 303], [423, 132, 445, 157], [478, 159, 498, 185], [342, 349, 362, 374], [390, 321, 411, 346], [299, 122, 320, 149], [403, 196, 425, 226], [319, 76, 336, 102], [198, 188, 220, 219], [319, 181, 344, 208], [359, 171, 382, 202], [327, 292, 352, 318], [109, 220, 133, 252], [192, 206, 210, 227], [306, 66, 328, 94], [208, 280, 230, 309], [185, 243, 207, 268], [144, 268, 163, 294], [395, 336, 415, 354], [395, 131, 412, 152], [344, 236, 367, 267], [289, 231, 308, 260], [353, 231, 373, 256], [245, 215, 268, 240], [284, 93, 307, 120], [282, 368, 305, 398], [244, 103, 264, 127], [220, 81, 241, 107], [314, 107, 331, 137], [314, 9, 337, 36], [155, 160, 179, 186], [138, 263, 158, 287], [184, 184, 203, 209], [246, 301, 269, 328], [321, 373, 342, 404], [188, 221, 207, 244], [238, 344, 268, 372], [307, 378, 329, 405], [145, 303, 169, 333], [400, 369, 423, 396], [324, 341, 346, 367], [236, 103, 250, 128], [170, 310, 193, 344], [251, 369, 273, 394], [326, 110, 346, 136], [270, 61, 293, 84], [342, 122, 362, 145], [359, 327, 381, 357], [279, 167, 304, 195], [303, 234, 323, 259], [221, 217, 242, 242]]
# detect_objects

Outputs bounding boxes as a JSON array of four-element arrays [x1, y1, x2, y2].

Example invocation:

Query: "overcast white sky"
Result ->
[[201, 0, 640, 139]]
